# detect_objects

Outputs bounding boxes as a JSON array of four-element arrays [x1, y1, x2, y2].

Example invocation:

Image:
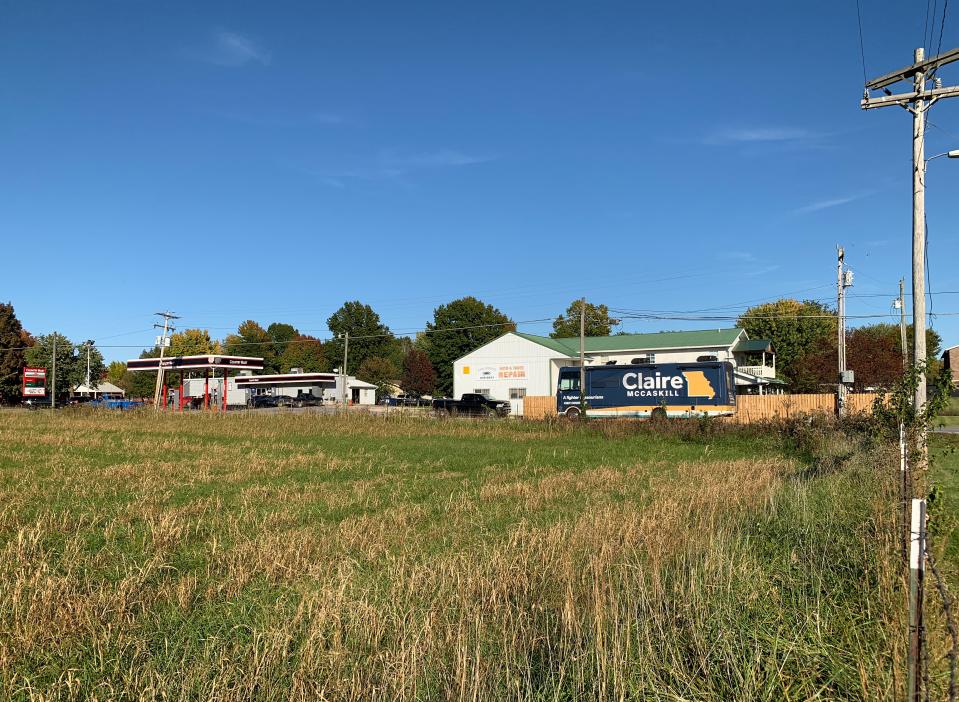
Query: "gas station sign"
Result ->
[[22, 367, 47, 397]]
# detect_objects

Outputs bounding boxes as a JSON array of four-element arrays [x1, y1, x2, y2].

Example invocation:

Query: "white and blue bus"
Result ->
[[556, 362, 737, 419]]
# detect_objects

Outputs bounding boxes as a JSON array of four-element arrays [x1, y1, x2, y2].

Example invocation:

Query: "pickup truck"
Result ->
[[432, 393, 510, 417]]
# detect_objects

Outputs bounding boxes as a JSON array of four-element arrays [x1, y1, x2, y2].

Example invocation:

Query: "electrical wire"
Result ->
[[855, 0, 868, 86]]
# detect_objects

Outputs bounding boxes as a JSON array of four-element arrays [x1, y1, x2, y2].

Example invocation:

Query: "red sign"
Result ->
[[23, 367, 47, 397]]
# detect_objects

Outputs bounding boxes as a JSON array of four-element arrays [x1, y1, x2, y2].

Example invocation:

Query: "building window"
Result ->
[[474, 388, 491, 397], [631, 354, 655, 364], [509, 388, 526, 400]]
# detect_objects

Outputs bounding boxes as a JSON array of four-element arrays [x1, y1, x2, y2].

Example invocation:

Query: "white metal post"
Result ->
[[908, 497, 927, 702]]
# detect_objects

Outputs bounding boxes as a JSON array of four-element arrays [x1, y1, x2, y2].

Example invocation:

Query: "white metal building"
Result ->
[[453, 328, 781, 415]]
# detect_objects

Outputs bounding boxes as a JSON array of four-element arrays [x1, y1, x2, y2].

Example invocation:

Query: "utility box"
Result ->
[[840, 370, 855, 385]]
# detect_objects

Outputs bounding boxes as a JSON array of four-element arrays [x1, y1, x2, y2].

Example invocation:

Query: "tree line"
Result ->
[[0, 296, 948, 404]]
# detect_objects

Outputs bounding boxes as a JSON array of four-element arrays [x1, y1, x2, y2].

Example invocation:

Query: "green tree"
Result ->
[[267, 323, 299, 370], [326, 302, 400, 375], [106, 361, 127, 386], [357, 356, 399, 400], [121, 348, 161, 399], [278, 335, 329, 373], [0, 303, 28, 404], [169, 329, 219, 357], [551, 300, 621, 338], [401, 348, 436, 397], [737, 299, 836, 386], [24, 333, 104, 400], [224, 320, 275, 370], [425, 297, 514, 396]]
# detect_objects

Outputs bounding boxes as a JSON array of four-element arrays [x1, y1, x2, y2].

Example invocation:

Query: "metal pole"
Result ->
[[579, 298, 586, 412], [86, 342, 91, 388], [51, 336, 56, 409], [908, 497, 927, 702], [341, 332, 349, 409]]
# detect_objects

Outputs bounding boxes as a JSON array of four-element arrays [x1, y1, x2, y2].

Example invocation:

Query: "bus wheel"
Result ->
[[650, 407, 667, 421], [564, 406, 582, 420]]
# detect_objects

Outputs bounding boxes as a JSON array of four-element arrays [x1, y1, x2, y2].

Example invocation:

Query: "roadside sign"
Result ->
[[22, 367, 47, 397]]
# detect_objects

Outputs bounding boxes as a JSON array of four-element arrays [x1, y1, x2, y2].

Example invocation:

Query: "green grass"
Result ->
[[0, 410, 905, 700]]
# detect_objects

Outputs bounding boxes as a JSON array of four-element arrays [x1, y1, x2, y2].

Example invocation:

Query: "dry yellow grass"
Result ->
[[0, 409, 903, 700]]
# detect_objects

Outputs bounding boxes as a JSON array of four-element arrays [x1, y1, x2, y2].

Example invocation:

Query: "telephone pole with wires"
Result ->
[[861, 45, 959, 455], [837, 247, 853, 415], [152, 311, 178, 410], [897, 278, 909, 371]]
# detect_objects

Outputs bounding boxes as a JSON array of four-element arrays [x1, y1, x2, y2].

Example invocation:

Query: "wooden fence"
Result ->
[[520, 393, 883, 422]]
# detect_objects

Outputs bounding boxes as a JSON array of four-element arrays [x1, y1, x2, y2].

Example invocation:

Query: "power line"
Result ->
[[856, 0, 868, 85]]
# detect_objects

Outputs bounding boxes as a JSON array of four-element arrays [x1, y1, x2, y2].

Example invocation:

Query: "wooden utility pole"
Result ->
[[152, 311, 178, 410], [899, 278, 909, 371], [837, 247, 847, 415], [836, 248, 853, 415], [579, 298, 586, 412], [341, 332, 349, 409], [862, 46, 959, 423], [51, 335, 56, 409]]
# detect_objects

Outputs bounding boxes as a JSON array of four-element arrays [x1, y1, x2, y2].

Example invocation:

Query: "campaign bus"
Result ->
[[556, 362, 737, 419]]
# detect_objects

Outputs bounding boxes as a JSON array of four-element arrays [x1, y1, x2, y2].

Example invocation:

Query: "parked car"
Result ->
[[293, 393, 321, 408], [432, 393, 510, 417], [249, 395, 279, 409], [384, 394, 432, 407]]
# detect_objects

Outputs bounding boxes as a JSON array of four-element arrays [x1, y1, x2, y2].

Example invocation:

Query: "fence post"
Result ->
[[901, 423, 909, 564], [909, 498, 927, 702]]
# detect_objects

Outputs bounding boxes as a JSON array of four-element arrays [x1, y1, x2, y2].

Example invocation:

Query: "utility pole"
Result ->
[[152, 311, 178, 410], [898, 278, 909, 371], [341, 332, 349, 409], [862, 46, 959, 424], [579, 298, 586, 412], [51, 335, 57, 409], [85, 340, 94, 388], [836, 247, 853, 415]]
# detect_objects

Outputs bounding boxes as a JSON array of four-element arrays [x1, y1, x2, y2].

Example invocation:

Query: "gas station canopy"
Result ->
[[126, 355, 265, 372]]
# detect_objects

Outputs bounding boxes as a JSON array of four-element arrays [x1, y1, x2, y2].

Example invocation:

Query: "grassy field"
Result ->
[[0, 410, 904, 700]]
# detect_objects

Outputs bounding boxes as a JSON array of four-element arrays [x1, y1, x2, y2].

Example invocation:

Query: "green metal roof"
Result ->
[[513, 328, 745, 357], [732, 338, 774, 353]]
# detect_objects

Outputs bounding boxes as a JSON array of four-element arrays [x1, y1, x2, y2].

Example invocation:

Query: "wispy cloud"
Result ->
[[706, 127, 818, 145], [186, 30, 271, 67], [791, 193, 868, 215], [312, 149, 498, 187], [311, 112, 346, 125]]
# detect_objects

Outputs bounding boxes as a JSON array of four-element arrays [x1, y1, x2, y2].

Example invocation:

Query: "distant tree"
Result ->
[[326, 302, 400, 374], [0, 303, 27, 404], [737, 299, 836, 386], [169, 328, 219, 357], [551, 300, 621, 338], [357, 356, 399, 400], [267, 322, 299, 367], [278, 335, 328, 373], [793, 323, 944, 392], [106, 361, 127, 386], [425, 297, 514, 396], [121, 347, 161, 399], [401, 348, 436, 397], [224, 320, 275, 370], [24, 333, 103, 399]]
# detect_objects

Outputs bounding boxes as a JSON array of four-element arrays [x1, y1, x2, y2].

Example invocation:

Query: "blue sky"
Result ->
[[2, 1, 958, 362]]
